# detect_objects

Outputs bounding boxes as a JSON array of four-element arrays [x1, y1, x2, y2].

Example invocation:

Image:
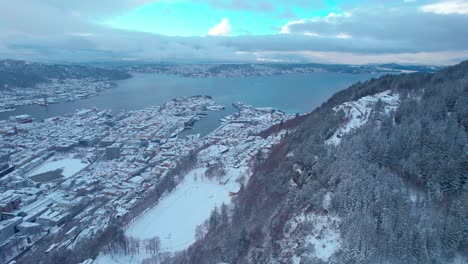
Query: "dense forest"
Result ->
[[170, 61, 468, 263]]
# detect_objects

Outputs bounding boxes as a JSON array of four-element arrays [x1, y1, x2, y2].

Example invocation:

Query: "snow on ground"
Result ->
[[27, 157, 87, 178], [128, 166, 247, 252], [125, 168, 231, 252], [451, 254, 468, 264], [95, 254, 141, 264], [283, 211, 342, 263], [197, 144, 229, 164], [222, 166, 249, 192], [305, 215, 341, 261], [96, 166, 248, 263], [292, 255, 301, 264], [326, 90, 400, 145], [322, 192, 332, 210]]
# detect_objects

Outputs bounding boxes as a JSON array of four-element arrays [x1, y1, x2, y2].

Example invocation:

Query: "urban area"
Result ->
[[0, 95, 292, 263], [0, 78, 117, 112]]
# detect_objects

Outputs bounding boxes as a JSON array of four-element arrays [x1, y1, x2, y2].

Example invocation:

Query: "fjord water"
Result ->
[[1, 72, 379, 135]]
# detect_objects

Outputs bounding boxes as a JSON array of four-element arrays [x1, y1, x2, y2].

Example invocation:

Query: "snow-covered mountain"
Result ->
[[168, 60, 468, 264], [0, 59, 131, 89]]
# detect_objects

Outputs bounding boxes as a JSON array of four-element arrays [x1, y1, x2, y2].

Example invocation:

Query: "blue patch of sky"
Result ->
[[103, 0, 346, 36]]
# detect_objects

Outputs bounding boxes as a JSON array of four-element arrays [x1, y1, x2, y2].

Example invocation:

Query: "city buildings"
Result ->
[[0, 96, 291, 262]]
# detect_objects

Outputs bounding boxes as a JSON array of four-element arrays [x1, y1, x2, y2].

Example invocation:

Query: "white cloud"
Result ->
[[421, 1, 468, 15], [208, 18, 231, 36], [280, 19, 306, 34], [68, 32, 95, 37], [256, 57, 298, 63], [280, 11, 351, 35], [304, 32, 319, 36], [336, 33, 352, 39], [326, 11, 351, 19]]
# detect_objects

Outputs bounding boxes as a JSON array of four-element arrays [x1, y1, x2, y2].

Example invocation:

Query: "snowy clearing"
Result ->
[[27, 157, 87, 178], [326, 90, 399, 145], [304, 214, 341, 261], [96, 167, 248, 263], [126, 166, 247, 253], [283, 211, 342, 262]]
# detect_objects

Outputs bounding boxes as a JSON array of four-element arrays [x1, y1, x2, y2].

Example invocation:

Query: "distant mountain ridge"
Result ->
[[0, 59, 443, 89], [123, 62, 444, 78], [375, 63, 443, 73], [0, 59, 131, 89]]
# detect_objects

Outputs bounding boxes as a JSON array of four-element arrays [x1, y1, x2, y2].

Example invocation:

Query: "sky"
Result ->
[[1, 0, 468, 65]]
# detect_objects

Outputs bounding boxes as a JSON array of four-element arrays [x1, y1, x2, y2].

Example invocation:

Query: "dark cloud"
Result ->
[[0, 0, 467, 64], [283, 8, 468, 53]]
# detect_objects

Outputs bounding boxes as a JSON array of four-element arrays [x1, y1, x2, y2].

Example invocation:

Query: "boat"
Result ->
[[38, 97, 48, 106], [232, 101, 245, 109], [0, 107, 15, 113]]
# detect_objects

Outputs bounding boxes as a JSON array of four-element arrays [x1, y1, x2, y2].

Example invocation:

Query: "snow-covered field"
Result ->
[[27, 157, 87, 178], [126, 167, 236, 252], [326, 90, 400, 145], [96, 166, 248, 263]]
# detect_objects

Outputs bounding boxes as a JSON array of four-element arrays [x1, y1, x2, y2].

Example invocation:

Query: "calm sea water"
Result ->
[[1, 73, 381, 136]]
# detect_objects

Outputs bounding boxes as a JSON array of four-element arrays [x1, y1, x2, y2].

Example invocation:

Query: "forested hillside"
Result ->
[[170, 61, 467, 263], [0, 59, 131, 88]]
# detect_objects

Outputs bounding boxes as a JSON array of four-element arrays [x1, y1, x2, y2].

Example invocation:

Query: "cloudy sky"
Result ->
[[1, 0, 467, 64]]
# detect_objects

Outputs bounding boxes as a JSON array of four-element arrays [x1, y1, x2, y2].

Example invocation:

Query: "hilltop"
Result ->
[[0, 59, 131, 89]]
